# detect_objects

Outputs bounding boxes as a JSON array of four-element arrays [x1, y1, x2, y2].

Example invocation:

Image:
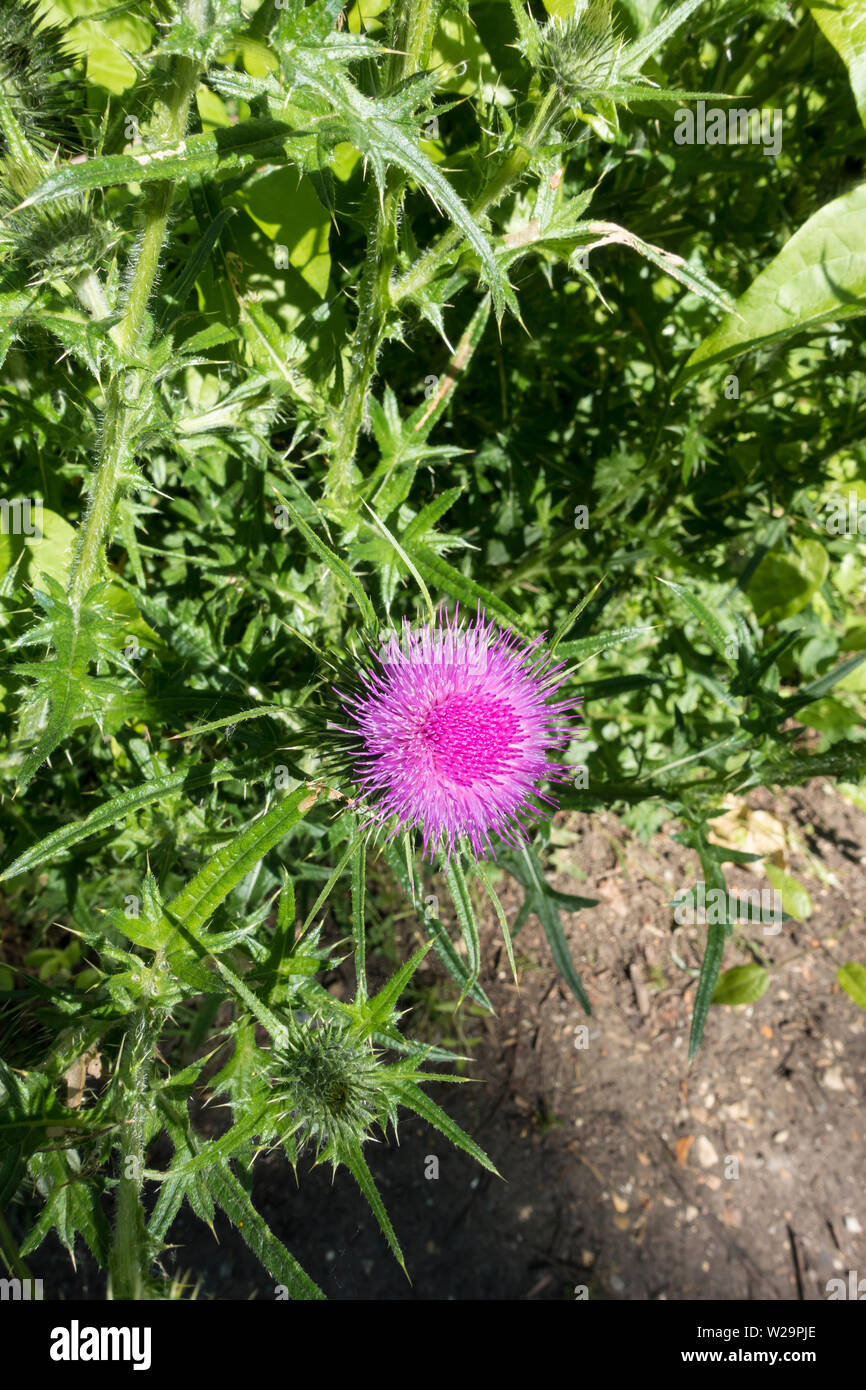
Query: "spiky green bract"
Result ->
[[536, 1, 622, 100], [0, 2, 110, 293], [271, 1016, 396, 1166], [267, 951, 498, 1268], [0, 0, 80, 158]]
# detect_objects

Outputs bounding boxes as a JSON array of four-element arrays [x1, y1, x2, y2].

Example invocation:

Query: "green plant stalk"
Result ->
[[0, 1208, 31, 1282], [324, 0, 446, 502], [66, 33, 203, 609], [392, 85, 563, 307], [109, 1009, 154, 1300], [326, 181, 401, 502]]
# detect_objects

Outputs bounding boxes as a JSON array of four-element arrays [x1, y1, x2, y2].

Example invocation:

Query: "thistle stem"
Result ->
[[392, 86, 563, 308], [109, 1010, 153, 1300], [66, 7, 205, 609], [324, 0, 445, 504]]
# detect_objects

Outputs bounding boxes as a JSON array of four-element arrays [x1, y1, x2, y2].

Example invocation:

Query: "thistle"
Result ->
[[328, 605, 581, 862], [270, 1015, 397, 1169], [266, 963, 499, 1270]]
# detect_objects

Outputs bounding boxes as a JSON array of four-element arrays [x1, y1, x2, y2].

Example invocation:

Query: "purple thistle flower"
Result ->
[[333, 605, 582, 862]]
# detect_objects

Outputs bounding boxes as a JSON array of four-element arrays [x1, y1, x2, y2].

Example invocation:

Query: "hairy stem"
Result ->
[[324, 0, 445, 504], [66, 9, 205, 608], [109, 1009, 154, 1300], [392, 86, 563, 308]]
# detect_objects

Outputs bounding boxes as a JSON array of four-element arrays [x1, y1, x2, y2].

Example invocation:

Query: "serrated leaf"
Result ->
[[272, 487, 377, 629], [689, 922, 725, 1059], [207, 1161, 324, 1299], [405, 542, 532, 637], [656, 577, 733, 662], [0, 761, 249, 881], [517, 843, 591, 1013]]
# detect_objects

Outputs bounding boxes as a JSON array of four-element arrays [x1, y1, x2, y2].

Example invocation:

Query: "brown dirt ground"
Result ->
[[18, 780, 866, 1300]]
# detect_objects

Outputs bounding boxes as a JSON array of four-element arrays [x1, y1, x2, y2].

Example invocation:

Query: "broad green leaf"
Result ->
[[810, 1, 866, 129], [765, 864, 812, 921], [748, 540, 829, 626], [837, 961, 866, 1009], [679, 183, 866, 385], [239, 169, 331, 298], [711, 963, 771, 1006]]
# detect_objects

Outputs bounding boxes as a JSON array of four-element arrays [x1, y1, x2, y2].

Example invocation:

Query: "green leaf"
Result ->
[[272, 488, 377, 629], [381, 843, 493, 1010], [16, 120, 302, 208], [765, 864, 812, 922], [656, 578, 733, 662], [809, 1, 866, 130], [390, 1081, 499, 1176], [711, 963, 771, 1006], [474, 861, 517, 984], [361, 500, 434, 623], [341, 1139, 406, 1270], [555, 623, 658, 663], [689, 922, 725, 1060], [518, 843, 591, 1013], [0, 761, 249, 881], [549, 578, 605, 654], [403, 296, 491, 442], [405, 543, 532, 637], [161, 785, 320, 939], [837, 961, 866, 1010], [19, 1150, 110, 1264], [351, 830, 367, 1000], [748, 540, 829, 626], [679, 183, 866, 386], [445, 855, 482, 1000], [207, 1161, 324, 1300]]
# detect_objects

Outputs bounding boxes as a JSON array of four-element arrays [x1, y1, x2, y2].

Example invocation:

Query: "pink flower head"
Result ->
[[333, 605, 581, 861]]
